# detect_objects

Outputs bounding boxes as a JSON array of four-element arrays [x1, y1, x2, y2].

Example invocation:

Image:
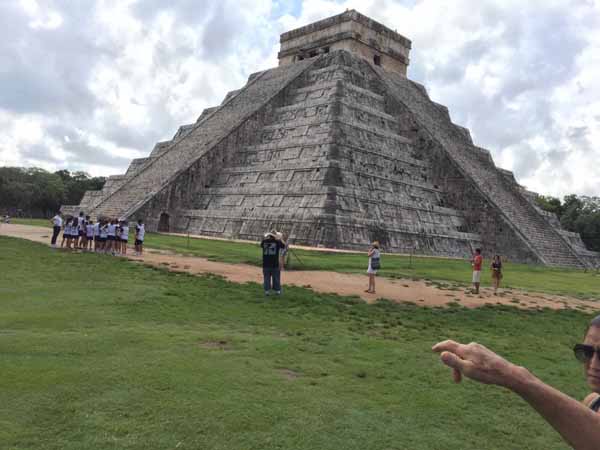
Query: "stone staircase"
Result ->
[[378, 67, 585, 267], [86, 58, 317, 220]]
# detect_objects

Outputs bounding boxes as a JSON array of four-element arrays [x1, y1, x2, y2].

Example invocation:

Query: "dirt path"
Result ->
[[2, 223, 597, 312]]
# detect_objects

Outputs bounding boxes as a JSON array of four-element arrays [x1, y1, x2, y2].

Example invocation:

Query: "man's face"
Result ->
[[584, 326, 600, 392]]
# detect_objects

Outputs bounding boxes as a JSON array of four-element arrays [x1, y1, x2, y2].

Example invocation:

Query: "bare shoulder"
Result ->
[[583, 393, 599, 407]]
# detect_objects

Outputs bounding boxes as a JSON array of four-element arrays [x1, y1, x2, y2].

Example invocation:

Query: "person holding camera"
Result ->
[[365, 241, 381, 294], [261, 230, 286, 296]]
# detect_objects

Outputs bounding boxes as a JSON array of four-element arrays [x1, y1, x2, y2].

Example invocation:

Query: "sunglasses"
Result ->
[[573, 344, 600, 363]]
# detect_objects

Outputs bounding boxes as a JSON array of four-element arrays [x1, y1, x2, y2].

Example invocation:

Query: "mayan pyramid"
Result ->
[[64, 10, 599, 268]]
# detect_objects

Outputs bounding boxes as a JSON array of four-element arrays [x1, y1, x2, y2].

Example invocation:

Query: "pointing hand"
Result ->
[[432, 340, 521, 388]]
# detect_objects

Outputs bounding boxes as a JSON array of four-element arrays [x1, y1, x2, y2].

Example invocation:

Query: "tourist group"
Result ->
[[50, 212, 145, 256]]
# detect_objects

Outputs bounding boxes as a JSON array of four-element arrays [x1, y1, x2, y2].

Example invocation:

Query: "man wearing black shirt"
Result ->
[[261, 231, 286, 295]]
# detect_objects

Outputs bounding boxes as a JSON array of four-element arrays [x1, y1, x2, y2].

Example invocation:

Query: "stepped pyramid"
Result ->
[[64, 10, 599, 268]]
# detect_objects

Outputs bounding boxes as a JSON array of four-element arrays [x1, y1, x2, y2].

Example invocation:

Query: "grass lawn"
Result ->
[[10, 218, 600, 299], [0, 236, 595, 449]]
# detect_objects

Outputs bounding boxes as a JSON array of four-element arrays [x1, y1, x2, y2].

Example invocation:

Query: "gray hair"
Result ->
[[584, 315, 600, 338]]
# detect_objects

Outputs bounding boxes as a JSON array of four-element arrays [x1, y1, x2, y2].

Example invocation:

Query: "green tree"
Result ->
[[560, 195, 585, 231], [0, 167, 104, 217], [535, 195, 563, 217]]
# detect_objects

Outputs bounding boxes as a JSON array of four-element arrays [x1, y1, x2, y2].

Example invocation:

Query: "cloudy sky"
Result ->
[[1, 0, 599, 197]]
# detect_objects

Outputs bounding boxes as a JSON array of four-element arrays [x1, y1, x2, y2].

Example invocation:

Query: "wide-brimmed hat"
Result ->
[[372, 241, 380, 248]]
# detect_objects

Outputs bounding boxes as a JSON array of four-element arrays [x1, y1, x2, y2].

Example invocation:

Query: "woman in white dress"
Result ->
[[366, 241, 381, 294]]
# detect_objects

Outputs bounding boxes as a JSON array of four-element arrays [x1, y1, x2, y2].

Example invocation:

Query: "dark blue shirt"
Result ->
[[261, 238, 285, 269]]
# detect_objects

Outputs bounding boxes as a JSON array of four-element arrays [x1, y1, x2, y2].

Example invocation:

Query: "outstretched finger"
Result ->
[[440, 351, 469, 374], [432, 340, 465, 357], [452, 368, 462, 383]]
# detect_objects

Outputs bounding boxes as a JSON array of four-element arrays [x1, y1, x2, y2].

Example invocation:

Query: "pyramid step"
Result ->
[[288, 82, 339, 104], [288, 80, 385, 110], [172, 124, 195, 141], [306, 64, 377, 90], [334, 119, 412, 145], [196, 106, 218, 123], [269, 99, 399, 138]]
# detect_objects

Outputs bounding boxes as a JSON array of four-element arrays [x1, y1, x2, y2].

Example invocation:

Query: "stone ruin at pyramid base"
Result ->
[[62, 10, 600, 269]]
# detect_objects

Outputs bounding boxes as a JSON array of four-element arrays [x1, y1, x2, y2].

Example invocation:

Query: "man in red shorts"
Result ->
[[471, 248, 483, 294]]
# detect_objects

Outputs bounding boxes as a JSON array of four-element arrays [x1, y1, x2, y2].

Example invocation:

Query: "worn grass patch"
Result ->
[[0, 236, 596, 449]]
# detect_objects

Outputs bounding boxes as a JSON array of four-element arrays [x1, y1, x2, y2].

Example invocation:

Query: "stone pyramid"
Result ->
[[64, 10, 599, 268]]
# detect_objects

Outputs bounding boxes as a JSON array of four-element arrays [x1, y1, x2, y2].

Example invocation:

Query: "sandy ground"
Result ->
[[2, 223, 598, 312]]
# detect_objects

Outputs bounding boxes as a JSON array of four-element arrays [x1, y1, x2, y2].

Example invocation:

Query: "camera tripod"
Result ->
[[284, 245, 304, 269]]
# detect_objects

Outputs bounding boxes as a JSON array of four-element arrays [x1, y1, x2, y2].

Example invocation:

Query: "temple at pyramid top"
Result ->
[[278, 9, 412, 75]]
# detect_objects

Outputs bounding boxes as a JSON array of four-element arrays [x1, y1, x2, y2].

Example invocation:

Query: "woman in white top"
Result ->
[[93, 221, 100, 252], [99, 221, 109, 253], [119, 222, 129, 255], [366, 241, 381, 294], [106, 220, 117, 254], [61, 219, 72, 249], [86, 220, 94, 251]]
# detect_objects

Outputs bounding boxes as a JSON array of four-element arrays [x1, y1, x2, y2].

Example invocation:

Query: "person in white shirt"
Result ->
[[76, 212, 86, 249], [70, 217, 79, 249], [365, 241, 381, 294], [62, 218, 72, 249], [106, 219, 117, 254], [134, 219, 145, 256], [119, 221, 129, 255], [99, 220, 108, 253], [93, 221, 100, 252], [77, 215, 88, 250], [50, 213, 62, 247], [86, 219, 94, 251]]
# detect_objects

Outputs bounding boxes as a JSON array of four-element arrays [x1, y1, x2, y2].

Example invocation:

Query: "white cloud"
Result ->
[[0, 0, 599, 198]]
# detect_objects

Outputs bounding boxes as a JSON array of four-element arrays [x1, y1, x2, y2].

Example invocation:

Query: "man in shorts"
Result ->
[[471, 248, 483, 294]]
